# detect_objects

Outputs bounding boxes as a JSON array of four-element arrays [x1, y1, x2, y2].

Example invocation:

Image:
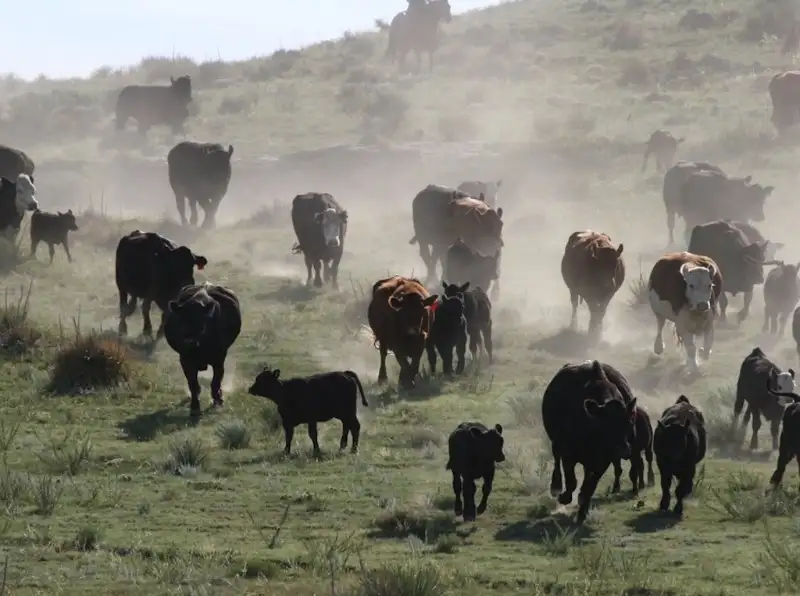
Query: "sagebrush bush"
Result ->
[[215, 419, 252, 450], [48, 332, 132, 395], [0, 283, 41, 357], [164, 435, 209, 475]]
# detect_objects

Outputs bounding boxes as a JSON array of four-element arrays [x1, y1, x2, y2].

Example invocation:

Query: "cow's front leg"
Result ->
[[718, 293, 728, 323], [180, 355, 202, 416], [682, 332, 699, 371], [700, 323, 714, 361], [737, 290, 753, 323], [210, 356, 225, 406], [569, 290, 579, 329], [653, 315, 666, 355], [476, 469, 495, 515]]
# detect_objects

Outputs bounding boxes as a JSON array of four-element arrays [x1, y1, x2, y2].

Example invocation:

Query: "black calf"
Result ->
[[445, 422, 505, 522], [612, 405, 655, 495], [443, 281, 493, 364], [763, 379, 800, 490], [426, 282, 468, 375], [30, 209, 78, 263]]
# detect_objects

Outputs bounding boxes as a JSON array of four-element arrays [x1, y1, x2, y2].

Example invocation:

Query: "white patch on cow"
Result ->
[[14, 174, 37, 214], [679, 263, 714, 311], [775, 372, 795, 394], [649, 287, 715, 372], [319, 208, 342, 247]]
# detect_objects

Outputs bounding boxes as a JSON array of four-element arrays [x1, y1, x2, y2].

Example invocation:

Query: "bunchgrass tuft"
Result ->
[[215, 419, 252, 450], [48, 331, 132, 395]]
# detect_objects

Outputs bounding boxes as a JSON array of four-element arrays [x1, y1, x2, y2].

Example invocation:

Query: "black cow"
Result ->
[[445, 421, 505, 522], [763, 379, 800, 490], [164, 283, 241, 415], [794, 306, 800, 366], [115, 75, 193, 134], [611, 406, 655, 495], [734, 347, 796, 451], [115, 230, 208, 339], [764, 262, 800, 335], [442, 281, 493, 364], [426, 282, 469, 375], [654, 395, 706, 516], [0, 144, 34, 181], [168, 141, 234, 229], [662, 161, 724, 246], [290, 193, 348, 290], [542, 360, 637, 524], [248, 367, 368, 455], [0, 174, 38, 239], [443, 237, 500, 301], [688, 220, 774, 323], [679, 171, 774, 245], [30, 210, 78, 262]]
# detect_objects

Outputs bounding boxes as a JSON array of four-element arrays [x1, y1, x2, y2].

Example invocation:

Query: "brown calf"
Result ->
[[367, 276, 438, 389], [560, 230, 625, 337]]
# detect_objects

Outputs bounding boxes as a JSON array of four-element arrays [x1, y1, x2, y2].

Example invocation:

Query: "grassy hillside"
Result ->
[[1, 0, 800, 595]]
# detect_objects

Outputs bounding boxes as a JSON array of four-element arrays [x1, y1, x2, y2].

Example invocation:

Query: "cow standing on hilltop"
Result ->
[[168, 142, 234, 229], [0, 144, 34, 182], [367, 276, 438, 389], [115, 75, 193, 135], [409, 184, 504, 298], [560, 230, 625, 339], [291, 193, 348, 290], [648, 252, 722, 372]]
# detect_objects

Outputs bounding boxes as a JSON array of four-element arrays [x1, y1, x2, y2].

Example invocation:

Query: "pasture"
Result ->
[[1, 0, 800, 594]]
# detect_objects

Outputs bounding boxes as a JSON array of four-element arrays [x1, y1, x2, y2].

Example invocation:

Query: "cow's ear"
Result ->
[[273, 369, 280, 379], [313, 212, 324, 223], [627, 397, 637, 412], [194, 255, 207, 270], [584, 399, 602, 417], [167, 300, 180, 314], [469, 427, 483, 439], [790, 368, 796, 379], [458, 282, 470, 293], [442, 281, 448, 292], [494, 423, 503, 435], [616, 243, 624, 256], [423, 295, 438, 307], [340, 210, 348, 222], [764, 186, 775, 196], [497, 207, 503, 218]]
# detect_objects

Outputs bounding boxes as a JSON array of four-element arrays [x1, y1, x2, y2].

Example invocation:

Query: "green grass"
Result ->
[[1, 0, 800, 593]]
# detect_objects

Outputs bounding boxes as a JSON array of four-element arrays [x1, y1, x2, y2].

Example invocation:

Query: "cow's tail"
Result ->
[[408, 235, 418, 245], [346, 370, 369, 406]]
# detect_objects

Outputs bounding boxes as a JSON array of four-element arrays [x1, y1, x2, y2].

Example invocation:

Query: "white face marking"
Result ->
[[776, 372, 795, 395], [681, 265, 713, 311], [319, 209, 342, 247], [14, 174, 37, 214]]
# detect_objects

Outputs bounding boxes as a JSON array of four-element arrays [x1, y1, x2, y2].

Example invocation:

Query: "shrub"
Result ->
[[373, 505, 456, 540], [163, 435, 209, 475], [215, 420, 252, 450], [355, 559, 447, 596], [48, 332, 132, 395], [0, 282, 40, 357]]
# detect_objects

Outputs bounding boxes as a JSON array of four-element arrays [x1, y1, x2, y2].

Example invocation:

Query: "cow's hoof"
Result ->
[[557, 492, 573, 506], [659, 499, 670, 512], [476, 503, 487, 515]]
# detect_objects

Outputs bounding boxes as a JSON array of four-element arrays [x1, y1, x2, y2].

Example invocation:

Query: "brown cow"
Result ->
[[642, 130, 684, 173], [367, 276, 439, 389], [769, 71, 800, 135], [648, 252, 723, 373], [409, 184, 504, 285], [560, 230, 625, 337]]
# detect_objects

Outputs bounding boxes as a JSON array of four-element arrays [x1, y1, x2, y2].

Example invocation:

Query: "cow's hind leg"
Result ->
[[630, 449, 644, 493], [576, 464, 608, 524], [348, 415, 361, 453], [451, 471, 463, 517], [738, 290, 753, 323], [175, 192, 188, 226], [658, 460, 673, 511], [719, 293, 729, 323], [188, 198, 199, 227], [483, 321, 493, 363], [769, 430, 793, 488], [463, 477, 477, 521], [210, 357, 226, 407], [476, 468, 495, 515], [312, 259, 323, 288], [141, 299, 154, 338], [569, 290, 579, 330], [779, 312, 789, 336], [303, 255, 314, 287], [611, 458, 623, 493], [771, 417, 781, 451], [307, 422, 322, 456], [559, 457, 579, 506], [377, 343, 389, 384], [673, 467, 695, 516], [750, 409, 762, 451], [653, 314, 666, 355], [549, 445, 564, 496]]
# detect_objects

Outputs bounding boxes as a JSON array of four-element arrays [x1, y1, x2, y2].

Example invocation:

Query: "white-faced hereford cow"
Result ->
[[291, 193, 348, 290], [456, 179, 503, 209], [168, 141, 233, 229], [0, 174, 38, 239], [367, 276, 438, 390], [642, 130, 684, 173], [648, 252, 723, 372], [115, 230, 208, 340], [560, 230, 625, 338], [409, 184, 504, 291], [662, 161, 724, 246], [688, 220, 779, 324]]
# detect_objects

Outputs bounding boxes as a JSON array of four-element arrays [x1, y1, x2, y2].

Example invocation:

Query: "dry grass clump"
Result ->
[[0, 283, 41, 357], [48, 331, 132, 395]]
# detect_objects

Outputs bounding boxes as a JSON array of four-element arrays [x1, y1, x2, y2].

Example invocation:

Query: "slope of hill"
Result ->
[[0, 0, 800, 595]]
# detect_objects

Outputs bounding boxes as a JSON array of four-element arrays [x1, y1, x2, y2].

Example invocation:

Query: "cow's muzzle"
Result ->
[[327, 238, 341, 248], [691, 302, 710, 313]]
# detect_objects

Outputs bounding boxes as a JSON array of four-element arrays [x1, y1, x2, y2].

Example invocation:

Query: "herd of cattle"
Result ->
[[1, 66, 800, 526]]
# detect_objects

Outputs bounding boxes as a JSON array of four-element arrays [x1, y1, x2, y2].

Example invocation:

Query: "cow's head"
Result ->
[[469, 423, 505, 464], [163, 245, 207, 292], [170, 75, 193, 102], [248, 367, 284, 404], [679, 261, 716, 312], [656, 399, 694, 463], [582, 361, 637, 460], [388, 290, 438, 336], [435, 281, 467, 330], [205, 144, 234, 167], [14, 174, 37, 213], [732, 176, 774, 222], [591, 241, 624, 292], [166, 286, 218, 349], [770, 367, 796, 396], [442, 281, 470, 299], [58, 209, 79, 231], [766, 373, 800, 407], [314, 208, 347, 248], [741, 240, 769, 284]]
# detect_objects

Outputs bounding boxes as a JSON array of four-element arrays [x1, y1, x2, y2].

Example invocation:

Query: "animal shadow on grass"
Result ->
[[117, 404, 197, 442], [494, 512, 594, 543], [624, 510, 681, 533], [254, 280, 318, 304], [528, 328, 597, 359], [626, 357, 701, 393]]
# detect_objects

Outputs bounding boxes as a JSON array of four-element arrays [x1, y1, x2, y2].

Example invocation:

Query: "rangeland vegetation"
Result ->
[[1, 0, 800, 593]]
